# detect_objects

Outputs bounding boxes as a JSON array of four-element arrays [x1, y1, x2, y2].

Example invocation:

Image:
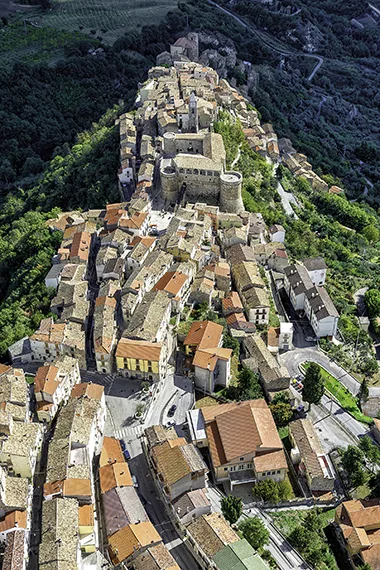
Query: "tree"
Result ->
[[220, 495, 243, 525], [277, 479, 293, 501], [231, 367, 263, 401], [252, 479, 280, 503], [358, 563, 373, 570], [269, 401, 293, 426], [289, 526, 309, 550], [341, 446, 367, 487], [303, 510, 321, 533], [359, 436, 380, 470], [238, 517, 269, 550], [223, 330, 239, 356], [362, 224, 379, 243], [369, 472, 380, 498], [359, 378, 369, 403], [302, 363, 324, 410], [365, 289, 380, 318]]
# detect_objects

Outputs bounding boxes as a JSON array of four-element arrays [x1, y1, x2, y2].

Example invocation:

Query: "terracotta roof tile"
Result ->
[[108, 522, 161, 564], [78, 504, 94, 527], [192, 348, 232, 371], [0, 511, 27, 533], [63, 478, 92, 498], [71, 382, 104, 401], [254, 449, 287, 473], [100, 437, 125, 467], [184, 321, 223, 349], [69, 231, 91, 261], [34, 364, 59, 395], [99, 462, 133, 493], [153, 271, 188, 296], [115, 339, 162, 361], [222, 292, 243, 314], [202, 400, 283, 468]]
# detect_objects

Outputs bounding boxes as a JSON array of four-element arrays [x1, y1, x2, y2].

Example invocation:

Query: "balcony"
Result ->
[[229, 469, 256, 489]]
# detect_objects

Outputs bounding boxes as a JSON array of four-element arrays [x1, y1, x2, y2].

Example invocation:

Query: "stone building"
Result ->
[[160, 131, 244, 212]]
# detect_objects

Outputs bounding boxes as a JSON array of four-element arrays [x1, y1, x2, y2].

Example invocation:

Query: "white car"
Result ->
[[132, 474, 138, 488]]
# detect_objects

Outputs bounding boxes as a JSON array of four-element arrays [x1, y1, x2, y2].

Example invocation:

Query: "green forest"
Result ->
[[0, 0, 379, 358]]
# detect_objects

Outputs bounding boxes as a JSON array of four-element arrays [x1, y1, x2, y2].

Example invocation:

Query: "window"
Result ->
[[148, 361, 153, 373], [272, 471, 276, 475], [240, 457, 244, 461], [224, 467, 228, 471], [247, 463, 253, 468], [238, 465, 244, 470]]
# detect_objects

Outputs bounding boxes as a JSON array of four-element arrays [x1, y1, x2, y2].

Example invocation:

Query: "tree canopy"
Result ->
[[221, 495, 243, 525], [238, 517, 269, 550], [302, 363, 325, 410]]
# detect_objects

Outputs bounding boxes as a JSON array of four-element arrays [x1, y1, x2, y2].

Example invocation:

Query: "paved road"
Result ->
[[208, 0, 323, 81], [129, 449, 200, 570], [101, 367, 198, 570], [281, 346, 365, 395], [277, 180, 299, 219]]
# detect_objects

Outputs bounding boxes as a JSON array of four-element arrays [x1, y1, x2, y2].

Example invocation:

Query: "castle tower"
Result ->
[[219, 171, 244, 213], [187, 32, 199, 61], [188, 92, 198, 133], [161, 132, 179, 203]]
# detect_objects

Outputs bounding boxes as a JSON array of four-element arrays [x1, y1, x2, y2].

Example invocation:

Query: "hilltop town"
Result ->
[[1, 52, 380, 570]]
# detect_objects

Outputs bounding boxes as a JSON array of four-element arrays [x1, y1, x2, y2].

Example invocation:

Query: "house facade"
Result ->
[[188, 400, 287, 490]]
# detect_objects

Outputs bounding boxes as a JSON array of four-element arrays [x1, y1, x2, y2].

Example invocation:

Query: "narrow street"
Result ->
[[85, 233, 100, 371]]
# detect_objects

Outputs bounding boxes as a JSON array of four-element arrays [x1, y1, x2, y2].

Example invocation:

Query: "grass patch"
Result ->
[[25, 375, 35, 385], [271, 508, 336, 536], [278, 425, 289, 441], [195, 395, 219, 409], [25, 0, 178, 44], [302, 362, 373, 425], [352, 483, 371, 500]]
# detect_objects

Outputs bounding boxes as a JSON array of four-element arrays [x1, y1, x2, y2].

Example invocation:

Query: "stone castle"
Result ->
[[157, 67, 244, 213], [160, 130, 243, 213], [119, 62, 245, 213]]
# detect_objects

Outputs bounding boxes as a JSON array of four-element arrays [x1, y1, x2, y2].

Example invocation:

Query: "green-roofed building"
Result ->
[[212, 538, 269, 570]]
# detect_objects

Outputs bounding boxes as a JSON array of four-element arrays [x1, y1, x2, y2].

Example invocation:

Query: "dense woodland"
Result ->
[[0, 0, 379, 358]]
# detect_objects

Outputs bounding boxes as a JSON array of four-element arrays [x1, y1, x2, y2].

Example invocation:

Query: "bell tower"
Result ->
[[188, 92, 198, 133]]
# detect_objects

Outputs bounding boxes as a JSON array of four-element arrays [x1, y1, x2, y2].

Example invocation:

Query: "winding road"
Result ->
[[207, 0, 324, 82], [280, 346, 380, 397]]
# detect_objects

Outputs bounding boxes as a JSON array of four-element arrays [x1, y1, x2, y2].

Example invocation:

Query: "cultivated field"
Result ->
[[27, 0, 179, 44], [0, 20, 85, 66]]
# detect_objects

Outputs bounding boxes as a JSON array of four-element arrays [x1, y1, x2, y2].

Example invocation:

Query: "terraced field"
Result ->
[[28, 0, 178, 44]]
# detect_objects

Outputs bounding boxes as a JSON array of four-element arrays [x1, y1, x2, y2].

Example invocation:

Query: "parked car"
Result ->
[[132, 474, 138, 488], [166, 420, 176, 427], [167, 404, 177, 417], [123, 449, 131, 461], [119, 439, 127, 451], [306, 336, 317, 342]]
